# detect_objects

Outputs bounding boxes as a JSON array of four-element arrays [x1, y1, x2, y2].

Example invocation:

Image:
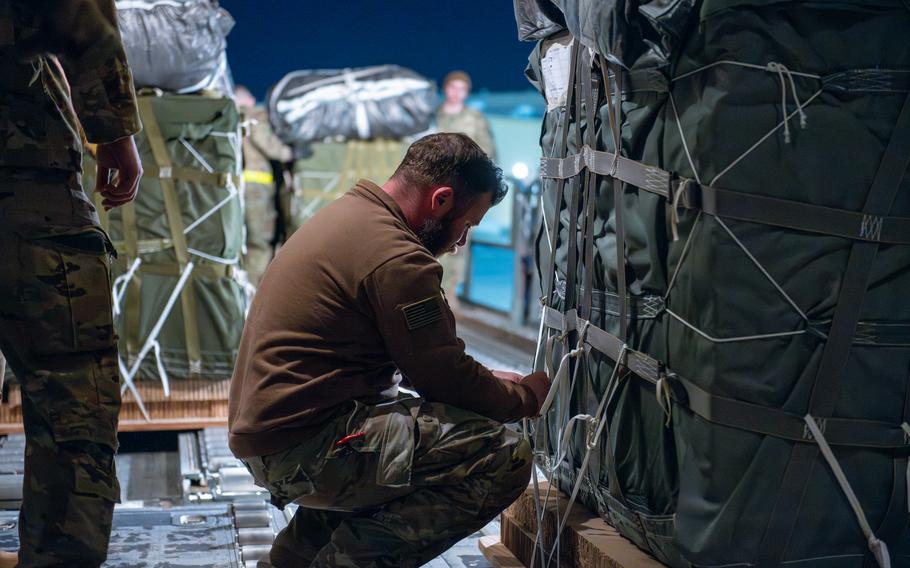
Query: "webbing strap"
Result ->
[[541, 145, 671, 197], [138, 97, 203, 378], [535, 40, 581, 374], [758, 90, 910, 567], [150, 165, 236, 188], [563, 47, 589, 312], [542, 307, 910, 450], [678, 181, 910, 245], [543, 145, 910, 245]]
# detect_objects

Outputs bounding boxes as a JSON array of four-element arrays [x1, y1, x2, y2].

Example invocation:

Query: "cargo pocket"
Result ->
[[71, 448, 121, 504], [337, 397, 420, 488], [17, 228, 116, 355]]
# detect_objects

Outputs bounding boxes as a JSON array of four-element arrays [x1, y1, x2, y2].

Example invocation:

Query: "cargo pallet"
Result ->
[[481, 481, 665, 568]]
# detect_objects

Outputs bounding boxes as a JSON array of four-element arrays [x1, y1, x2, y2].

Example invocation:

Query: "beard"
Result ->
[[417, 214, 457, 257]]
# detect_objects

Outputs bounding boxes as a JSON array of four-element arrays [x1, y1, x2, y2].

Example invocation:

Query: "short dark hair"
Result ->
[[391, 133, 506, 212]]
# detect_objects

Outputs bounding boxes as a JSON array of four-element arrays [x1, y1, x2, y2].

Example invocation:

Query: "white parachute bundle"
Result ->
[[116, 0, 235, 95], [268, 65, 437, 145]]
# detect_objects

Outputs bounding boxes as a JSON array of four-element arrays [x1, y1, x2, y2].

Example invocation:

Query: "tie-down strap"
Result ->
[[542, 306, 910, 449], [540, 145, 910, 245]]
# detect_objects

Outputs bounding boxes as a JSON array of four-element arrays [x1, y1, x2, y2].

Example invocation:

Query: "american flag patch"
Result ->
[[401, 296, 443, 330]]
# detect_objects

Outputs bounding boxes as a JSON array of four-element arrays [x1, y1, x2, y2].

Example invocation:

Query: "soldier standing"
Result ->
[[235, 85, 293, 287], [0, 1, 142, 566], [436, 71, 496, 160], [435, 71, 497, 305], [229, 133, 549, 567]]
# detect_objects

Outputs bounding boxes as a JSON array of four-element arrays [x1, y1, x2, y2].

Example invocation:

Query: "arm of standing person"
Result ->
[[364, 249, 549, 422], [39, 0, 143, 209]]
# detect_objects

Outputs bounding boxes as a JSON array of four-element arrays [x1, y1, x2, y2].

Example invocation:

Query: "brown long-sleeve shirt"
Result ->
[[228, 179, 537, 457]]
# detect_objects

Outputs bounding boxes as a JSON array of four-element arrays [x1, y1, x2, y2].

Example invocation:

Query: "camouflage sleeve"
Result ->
[[251, 121, 293, 163], [42, 0, 141, 143]]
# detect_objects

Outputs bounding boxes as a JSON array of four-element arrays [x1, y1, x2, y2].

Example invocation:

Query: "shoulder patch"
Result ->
[[401, 296, 443, 330]]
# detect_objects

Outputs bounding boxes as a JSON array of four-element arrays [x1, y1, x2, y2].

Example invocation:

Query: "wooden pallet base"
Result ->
[[500, 481, 665, 568], [479, 535, 525, 568], [0, 379, 230, 434]]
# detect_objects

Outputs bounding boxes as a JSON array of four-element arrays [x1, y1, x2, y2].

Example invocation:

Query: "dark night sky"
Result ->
[[218, 1, 535, 100]]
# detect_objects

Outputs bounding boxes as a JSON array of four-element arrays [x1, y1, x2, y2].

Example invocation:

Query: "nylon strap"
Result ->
[[120, 201, 143, 359], [601, 56, 634, 511], [539, 41, 581, 314], [758, 90, 910, 567], [563, 47, 588, 312], [543, 307, 910, 450], [543, 146, 910, 245], [578, 55, 603, 486], [138, 97, 203, 378]]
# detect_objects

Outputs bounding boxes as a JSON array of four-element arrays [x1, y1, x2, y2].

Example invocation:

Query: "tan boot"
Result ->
[[0, 550, 17, 568]]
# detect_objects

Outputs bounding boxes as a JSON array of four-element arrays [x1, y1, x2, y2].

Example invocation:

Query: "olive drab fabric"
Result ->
[[239, 104, 291, 286], [243, 395, 532, 567], [84, 93, 248, 381], [0, 1, 141, 564], [285, 141, 407, 235], [524, 1, 910, 566]]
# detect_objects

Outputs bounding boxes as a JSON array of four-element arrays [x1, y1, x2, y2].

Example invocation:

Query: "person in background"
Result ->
[[436, 71, 496, 160], [435, 71, 497, 307], [235, 85, 293, 287], [0, 0, 143, 565]]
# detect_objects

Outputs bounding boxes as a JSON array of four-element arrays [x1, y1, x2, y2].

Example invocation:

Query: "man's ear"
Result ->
[[429, 186, 455, 217]]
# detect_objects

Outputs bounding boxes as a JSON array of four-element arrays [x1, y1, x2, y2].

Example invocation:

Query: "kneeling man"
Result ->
[[228, 133, 550, 567]]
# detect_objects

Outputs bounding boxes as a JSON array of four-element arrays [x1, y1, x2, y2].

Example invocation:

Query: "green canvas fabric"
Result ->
[[286, 140, 407, 235], [85, 93, 248, 381], [528, 2, 910, 566]]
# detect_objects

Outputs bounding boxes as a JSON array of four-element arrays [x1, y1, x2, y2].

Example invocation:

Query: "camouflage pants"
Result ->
[[243, 395, 532, 568], [243, 180, 278, 286], [0, 169, 121, 567]]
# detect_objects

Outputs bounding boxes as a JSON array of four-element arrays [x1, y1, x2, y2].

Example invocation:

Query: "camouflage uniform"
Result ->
[[0, 1, 141, 565], [436, 106, 496, 161], [239, 105, 292, 286], [244, 394, 532, 567], [435, 106, 497, 301]]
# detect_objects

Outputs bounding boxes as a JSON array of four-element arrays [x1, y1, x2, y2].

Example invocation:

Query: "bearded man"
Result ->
[[228, 133, 549, 567]]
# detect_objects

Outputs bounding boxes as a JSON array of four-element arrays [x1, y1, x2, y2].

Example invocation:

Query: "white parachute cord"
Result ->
[[120, 262, 196, 398], [709, 88, 822, 187], [804, 415, 891, 568], [183, 178, 239, 235], [118, 356, 150, 421], [151, 340, 170, 398], [546, 345, 629, 568], [530, 330, 570, 568], [179, 138, 215, 173], [111, 257, 142, 317], [767, 62, 793, 144]]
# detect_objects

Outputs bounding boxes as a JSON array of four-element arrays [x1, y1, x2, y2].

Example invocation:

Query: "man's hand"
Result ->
[[492, 370, 523, 384], [518, 371, 550, 417], [493, 370, 550, 416], [95, 135, 142, 210]]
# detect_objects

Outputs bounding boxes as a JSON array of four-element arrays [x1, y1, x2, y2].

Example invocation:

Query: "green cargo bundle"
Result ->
[[520, 1, 910, 566], [286, 140, 407, 234], [85, 93, 248, 398]]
